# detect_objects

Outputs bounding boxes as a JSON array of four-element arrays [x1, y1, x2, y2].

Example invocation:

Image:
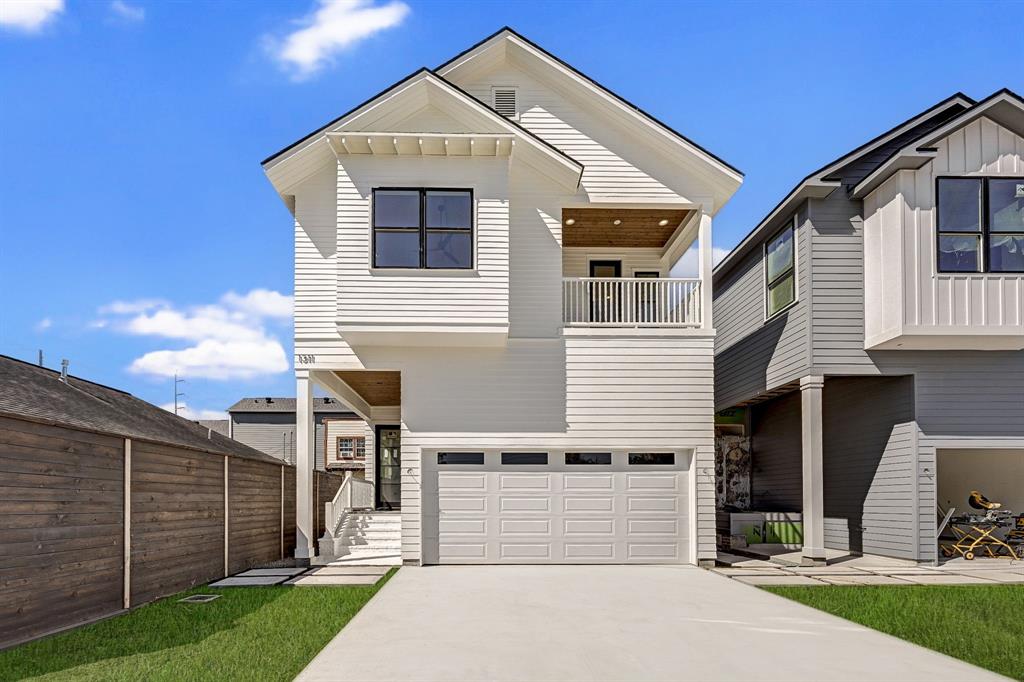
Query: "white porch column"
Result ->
[[800, 375, 826, 566], [295, 371, 315, 563], [698, 211, 714, 330]]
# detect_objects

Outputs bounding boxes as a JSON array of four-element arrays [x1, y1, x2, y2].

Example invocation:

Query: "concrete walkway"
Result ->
[[296, 565, 1006, 682], [714, 553, 1024, 586]]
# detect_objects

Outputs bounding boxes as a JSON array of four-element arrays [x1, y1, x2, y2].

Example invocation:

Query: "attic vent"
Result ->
[[492, 88, 517, 119]]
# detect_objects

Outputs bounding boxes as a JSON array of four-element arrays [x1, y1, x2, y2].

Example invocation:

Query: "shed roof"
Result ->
[[0, 355, 280, 464]]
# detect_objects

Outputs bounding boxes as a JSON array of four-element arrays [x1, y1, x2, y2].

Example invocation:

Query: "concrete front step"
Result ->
[[343, 533, 402, 543]]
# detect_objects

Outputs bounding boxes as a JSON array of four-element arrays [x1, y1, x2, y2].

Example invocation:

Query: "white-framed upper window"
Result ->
[[765, 218, 796, 318], [337, 436, 366, 460], [491, 86, 518, 119]]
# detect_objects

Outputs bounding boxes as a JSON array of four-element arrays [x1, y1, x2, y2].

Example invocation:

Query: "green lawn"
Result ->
[[0, 569, 396, 682], [764, 584, 1024, 681]]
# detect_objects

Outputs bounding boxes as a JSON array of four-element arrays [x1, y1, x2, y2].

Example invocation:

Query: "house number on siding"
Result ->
[[295, 354, 317, 365]]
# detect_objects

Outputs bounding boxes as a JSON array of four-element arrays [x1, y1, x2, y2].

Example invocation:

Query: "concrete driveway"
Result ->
[[296, 565, 1005, 682]]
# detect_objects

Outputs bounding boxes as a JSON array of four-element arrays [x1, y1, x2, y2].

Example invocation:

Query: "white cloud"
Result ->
[[132, 339, 288, 380], [34, 317, 53, 332], [99, 299, 167, 315], [0, 0, 63, 32], [109, 0, 144, 22], [269, 0, 409, 81], [671, 245, 730, 278], [124, 307, 265, 343], [221, 289, 293, 319], [99, 288, 292, 381], [159, 402, 229, 421]]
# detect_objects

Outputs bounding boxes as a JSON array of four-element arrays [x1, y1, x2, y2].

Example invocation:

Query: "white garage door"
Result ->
[[432, 451, 690, 564]]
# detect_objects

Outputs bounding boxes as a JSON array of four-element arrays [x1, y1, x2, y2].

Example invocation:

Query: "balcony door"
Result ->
[[589, 260, 621, 323], [375, 425, 401, 510]]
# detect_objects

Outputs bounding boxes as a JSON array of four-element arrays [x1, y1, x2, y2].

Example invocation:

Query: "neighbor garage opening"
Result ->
[[937, 448, 1024, 561]]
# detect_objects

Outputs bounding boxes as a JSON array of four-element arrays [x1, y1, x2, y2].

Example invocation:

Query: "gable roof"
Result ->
[[0, 355, 279, 464], [435, 27, 743, 184], [227, 397, 356, 415], [261, 67, 583, 193], [851, 88, 1024, 198], [713, 92, 975, 281]]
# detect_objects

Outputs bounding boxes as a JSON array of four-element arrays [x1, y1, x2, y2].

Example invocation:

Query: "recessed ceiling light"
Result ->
[[613, 219, 622, 226], [658, 219, 670, 227], [565, 218, 575, 226]]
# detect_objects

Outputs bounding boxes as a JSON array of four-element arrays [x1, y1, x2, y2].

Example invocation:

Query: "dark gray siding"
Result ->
[[714, 205, 810, 410], [750, 392, 802, 511], [871, 350, 1024, 561], [822, 376, 917, 559], [807, 191, 877, 373], [231, 413, 335, 470]]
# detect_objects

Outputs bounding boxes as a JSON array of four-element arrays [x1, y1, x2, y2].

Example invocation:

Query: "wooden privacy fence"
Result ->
[[0, 414, 341, 650]]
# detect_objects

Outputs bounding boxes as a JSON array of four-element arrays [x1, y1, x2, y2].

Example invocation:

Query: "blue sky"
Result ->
[[1, 0, 1020, 418]]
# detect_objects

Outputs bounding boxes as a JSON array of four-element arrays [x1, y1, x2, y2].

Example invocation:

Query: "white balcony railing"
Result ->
[[562, 277, 702, 327]]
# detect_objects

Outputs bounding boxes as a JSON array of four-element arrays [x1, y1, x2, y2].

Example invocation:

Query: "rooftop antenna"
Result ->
[[174, 374, 186, 414], [59, 359, 69, 383], [38, 349, 44, 367]]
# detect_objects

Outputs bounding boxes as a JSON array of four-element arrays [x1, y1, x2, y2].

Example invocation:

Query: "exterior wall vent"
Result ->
[[492, 87, 517, 119]]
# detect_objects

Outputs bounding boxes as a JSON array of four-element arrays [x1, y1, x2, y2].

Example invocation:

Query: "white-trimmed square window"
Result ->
[[337, 437, 366, 460]]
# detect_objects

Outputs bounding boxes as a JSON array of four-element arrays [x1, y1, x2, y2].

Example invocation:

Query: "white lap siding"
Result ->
[[363, 333, 715, 564], [336, 156, 511, 329]]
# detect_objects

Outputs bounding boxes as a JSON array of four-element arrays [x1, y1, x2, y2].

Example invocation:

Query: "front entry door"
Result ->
[[376, 426, 401, 510], [589, 260, 622, 323]]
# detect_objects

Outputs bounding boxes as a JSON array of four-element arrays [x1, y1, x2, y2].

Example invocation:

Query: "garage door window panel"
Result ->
[[628, 453, 675, 465], [501, 452, 548, 465], [438, 452, 485, 465], [565, 452, 612, 465]]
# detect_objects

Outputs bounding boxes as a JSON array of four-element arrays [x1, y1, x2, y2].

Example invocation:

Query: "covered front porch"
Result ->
[[294, 368, 403, 565], [715, 375, 920, 567], [559, 204, 714, 330]]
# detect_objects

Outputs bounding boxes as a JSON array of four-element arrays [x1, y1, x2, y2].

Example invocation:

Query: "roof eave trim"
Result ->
[[262, 68, 582, 191], [435, 27, 743, 183], [713, 179, 841, 279]]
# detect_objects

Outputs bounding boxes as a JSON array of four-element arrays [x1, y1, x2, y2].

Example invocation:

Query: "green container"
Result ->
[[765, 520, 803, 545]]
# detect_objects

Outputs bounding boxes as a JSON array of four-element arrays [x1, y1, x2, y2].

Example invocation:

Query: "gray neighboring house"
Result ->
[[227, 397, 359, 470], [713, 89, 1024, 566], [196, 419, 229, 437]]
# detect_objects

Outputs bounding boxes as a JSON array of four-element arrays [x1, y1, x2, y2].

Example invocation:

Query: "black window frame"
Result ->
[[628, 452, 675, 466], [437, 452, 485, 465], [500, 452, 548, 465], [372, 188, 474, 270], [764, 220, 796, 319], [937, 176, 1024, 274]]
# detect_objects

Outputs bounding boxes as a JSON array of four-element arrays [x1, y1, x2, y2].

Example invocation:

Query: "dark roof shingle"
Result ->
[[0, 355, 282, 464], [227, 397, 353, 414]]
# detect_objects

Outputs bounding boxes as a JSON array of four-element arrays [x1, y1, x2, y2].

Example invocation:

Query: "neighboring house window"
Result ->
[[372, 189, 473, 269], [937, 177, 1024, 273], [765, 220, 796, 317], [337, 437, 366, 460]]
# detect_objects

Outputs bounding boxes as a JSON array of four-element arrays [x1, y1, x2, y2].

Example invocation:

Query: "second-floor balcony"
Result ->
[[562, 277, 702, 328]]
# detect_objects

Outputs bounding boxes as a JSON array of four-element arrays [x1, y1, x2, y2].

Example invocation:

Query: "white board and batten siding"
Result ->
[[863, 117, 1024, 349]]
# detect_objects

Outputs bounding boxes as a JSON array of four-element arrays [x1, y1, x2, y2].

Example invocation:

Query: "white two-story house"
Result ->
[[262, 28, 741, 566]]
